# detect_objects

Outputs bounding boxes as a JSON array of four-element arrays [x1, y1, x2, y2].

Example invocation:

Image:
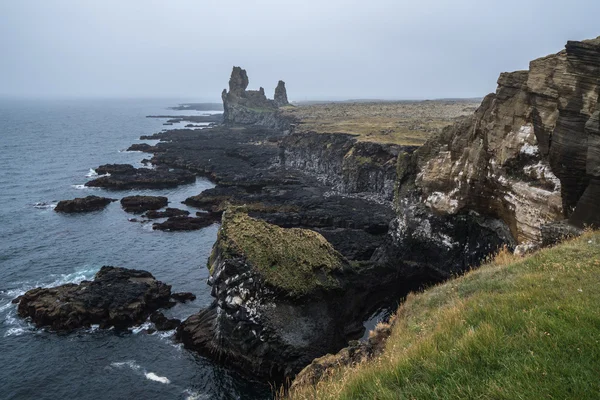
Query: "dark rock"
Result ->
[[55, 196, 117, 213], [121, 196, 168, 213], [16, 266, 172, 332], [143, 207, 190, 219], [86, 165, 195, 190], [95, 164, 136, 175], [274, 80, 289, 107], [541, 220, 583, 247], [221, 66, 292, 129], [126, 143, 159, 153], [171, 292, 196, 303], [150, 311, 181, 331], [152, 214, 218, 231]]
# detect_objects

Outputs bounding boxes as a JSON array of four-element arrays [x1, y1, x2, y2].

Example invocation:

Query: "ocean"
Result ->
[[0, 98, 270, 399]]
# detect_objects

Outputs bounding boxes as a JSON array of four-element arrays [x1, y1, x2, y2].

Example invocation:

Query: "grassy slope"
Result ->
[[288, 232, 600, 399]]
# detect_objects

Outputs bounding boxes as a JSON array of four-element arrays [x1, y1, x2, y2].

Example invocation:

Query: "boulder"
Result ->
[[152, 214, 218, 231], [121, 196, 168, 213], [55, 196, 117, 213], [171, 292, 196, 303], [274, 80, 289, 107], [143, 207, 190, 219], [15, 266, 172, 332]]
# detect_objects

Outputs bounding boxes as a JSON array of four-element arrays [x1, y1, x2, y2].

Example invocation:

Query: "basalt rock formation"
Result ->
[[120, 195, 168, 213], [55, 195, 117, 213], [15, 267, 173, 332], [221, 66, 291, 129], [177, 209, 428, 382], [86, 164, 195, 190], [412, 37, 600, 245]]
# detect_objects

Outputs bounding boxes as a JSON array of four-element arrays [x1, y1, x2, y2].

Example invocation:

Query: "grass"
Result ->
[[213, 209, 346, 297], [281, 101, 479, 146], [287, 232, 600, 399]]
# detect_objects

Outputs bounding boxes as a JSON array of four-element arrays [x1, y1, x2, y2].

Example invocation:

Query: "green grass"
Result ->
[[288, 232, 600, 399], [213, 209, 346, 297]]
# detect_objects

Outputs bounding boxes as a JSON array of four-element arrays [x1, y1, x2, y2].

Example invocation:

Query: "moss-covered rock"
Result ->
[[213, 208, 345, 297]]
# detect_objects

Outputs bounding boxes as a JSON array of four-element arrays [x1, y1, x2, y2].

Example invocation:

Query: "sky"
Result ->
[[1, 0, 599, 101]]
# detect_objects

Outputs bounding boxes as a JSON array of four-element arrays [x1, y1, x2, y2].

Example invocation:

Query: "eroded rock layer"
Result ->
[[414, 37, 600, 243]]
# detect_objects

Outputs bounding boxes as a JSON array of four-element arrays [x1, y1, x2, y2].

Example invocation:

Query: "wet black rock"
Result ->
[[121, 195, 168, 213], [143, 207, 190, 219], [55, 196, 117, 213], [150, 311, 181, 331], [171, 292, 196, 303], [86, 164, 195, 190], [16, 266, 172, 332], [152, 214, 219, 231]]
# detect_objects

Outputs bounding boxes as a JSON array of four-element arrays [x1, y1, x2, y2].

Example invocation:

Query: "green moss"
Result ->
[[288, 232, 600, 399], [215, 209, 346, 297]]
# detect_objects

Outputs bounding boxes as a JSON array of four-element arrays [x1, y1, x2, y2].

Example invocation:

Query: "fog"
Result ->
[[1, 0, 599, 101]]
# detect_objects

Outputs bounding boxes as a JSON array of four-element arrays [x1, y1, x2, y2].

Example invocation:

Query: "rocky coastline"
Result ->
[[22, 37, 600, 393]]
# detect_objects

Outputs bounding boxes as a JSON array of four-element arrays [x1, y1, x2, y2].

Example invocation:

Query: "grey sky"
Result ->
[[1, 0, 599, 101]]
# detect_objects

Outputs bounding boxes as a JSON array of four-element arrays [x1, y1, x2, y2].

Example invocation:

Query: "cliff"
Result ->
[[413, 37, 600, 245], [221, 66, 291, 129]]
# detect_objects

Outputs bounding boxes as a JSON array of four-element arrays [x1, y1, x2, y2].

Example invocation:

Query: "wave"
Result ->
[[1, 266, 100, 337], [33, 202, 56, 210], [71, 184, 102, 190], [85, 168, 98, 178], [110, 360, 171, 384]]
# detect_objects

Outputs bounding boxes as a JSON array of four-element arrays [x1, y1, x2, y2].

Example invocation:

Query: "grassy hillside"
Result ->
[[287, 232, 600, 399]]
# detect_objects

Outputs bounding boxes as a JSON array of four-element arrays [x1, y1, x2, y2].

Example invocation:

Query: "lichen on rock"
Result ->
[[211, 208, 346, 297]]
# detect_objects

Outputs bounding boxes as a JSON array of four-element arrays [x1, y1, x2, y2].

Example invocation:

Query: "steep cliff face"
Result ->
[[414, 37, 600, 244], [281, 132, 415, 201], [221, 66, 292, 129]]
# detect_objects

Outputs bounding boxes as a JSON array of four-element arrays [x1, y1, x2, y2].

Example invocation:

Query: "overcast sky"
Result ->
[[1, 0, 599, 101]]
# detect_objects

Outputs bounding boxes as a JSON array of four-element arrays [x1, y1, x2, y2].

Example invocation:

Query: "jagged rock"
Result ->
[[171, 292, 196, 303], [151, 214, 218, 231], [15, 266, 172, 332], [121, 196, 168, 213], [150, 311, 181, 331], [221, 66, 292, 129], [143, 207, 190, 219], [55, 196, 117, 213], [86, 164, 195, 190], [413, 36, 600, 244], [274, 80, 289, 107], [126, 143, 160, 153]]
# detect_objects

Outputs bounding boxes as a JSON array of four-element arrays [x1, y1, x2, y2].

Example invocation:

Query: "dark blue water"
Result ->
[[0, 98, 270, 400]]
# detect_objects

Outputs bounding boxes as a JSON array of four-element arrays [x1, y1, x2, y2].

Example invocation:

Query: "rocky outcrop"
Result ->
[[177, 209, 444, 382], [152, 214, 219, 231], [281, 132, 416, 201], [120, 195, 168, 213], [274, 80, 289, 107], [55, 196, 116, 213], [15, 267, 173, 332], [412, 37, 600, 245], [86, 164, 195, 190], [221, 66, 293, 129]]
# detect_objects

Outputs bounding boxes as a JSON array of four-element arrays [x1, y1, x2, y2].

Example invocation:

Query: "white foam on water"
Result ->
[[145, 372, 170, 384], [85, 168, 98, 177], [184, 389, 211, 400], [71, 184, 102, 190], [33, 202, 56, 210], [110, 360, 142, 371], [130, 321, 152, 334]]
